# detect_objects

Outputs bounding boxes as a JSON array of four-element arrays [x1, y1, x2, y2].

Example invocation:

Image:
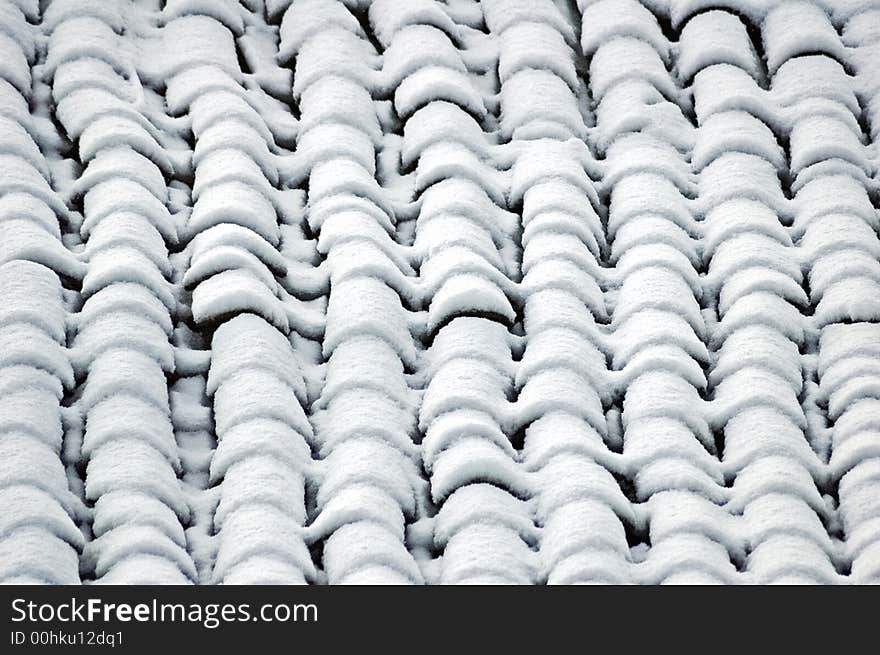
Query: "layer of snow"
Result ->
[[1, 0, 879, 585]]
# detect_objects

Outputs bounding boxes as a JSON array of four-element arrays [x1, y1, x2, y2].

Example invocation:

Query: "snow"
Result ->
[[72, 313, 175, 375], [0, 486, 83, 550], [395, 65, 486, 121], [293, 30, 378, 99], [381, 25, 466, 89], [315, 438, 421, 518], [433, 483, 537, 547], [773, 55, 860, 115], [83, 395, 179, 470], [548, 549, 631, 584], [0, 79, 33, 132], [0, 529, 81, 584], [591, 37, 680, 105], [0, 33, 33, 96], [762, 1, 849, 76], [212, 500, 312, 582], [324, 276, 418, 366], [813, 275, 880, 328], [322, 521, 423, 584], [186, 245, 274, 294], [369, 0, 460, 48], [401, 101, 490, 168], [419, 178, 518, 244], [648, 490, 745, 561], [608, 173, 695, 238], [707, 233, 802, 295], [319, 336, 413, 409], [789, 115, 871, 176], [615, 266, 704, 333], [829, 416, 880, 482], [677, 10, 759, 81], [511, 141, 600, 208], [81, 178, 177, 244], [711, 325, 802, 391], [535, 454, 638, 524], [313, 388, 419, 458], [43, 17, 129, 84], [0, 389, 64, 458], [624, 417, 721, 486], [205, 313, 314, 583], [85, 438, 189, 521], [749, 533, 841, 583], [611, 215, 696, 266], [520, 232, 602, 285], [603, 133, 695, 193], [421, 360, 511, 433], [692, 64, 779, 127], [499, 69, 584, 139], [692, 111, 786, 172], [72, 147, 167, 202], [580, 0, 669, 61], [0, 3, 35, 64], [437, 520, 538, 583], [431, 437, 531, 503], [661, 0, 770, 29], [481, 0, 575, 45], [624, 372, 711, 446], [55, 87, 162, 148], [0, 260, 68, 342], [698, 153, 789, 216], [1, 432, 84, 516], [214, 456, 306, 529], [82, 247, 175, 310], [0, 155, 73, 227], [539, 497, 629, 573], [743, 492, 836, 552], [189, 223, 287, 276], [299, 80, 373, 139], [522, 181, 605, 254], [41, 0, 125, 33], [240, 27, 293, 99], [318, 219, 410, 276], [137, 16, 241, 87], [210, 418, 310, 480], [295, 123, 376, 178], [278, 0, 365, 62], [308, 159, 393, 218], [79, 351, 171, 417], [497, 22, 579, 91], [641, 531, 741, 584], [82, 523, 197, 582], [188, 182, 279, 246], [79, 116, 178, 176], [0, 116, 51, 182], [194, 121, 276, 183], [518, 366, 607, 433], [416, 142, 506, 204], [310, 484, 406, 543], [3, 0, 880, 586], [0, 324, 74, 390], [162, 0, 245, 36], [209, 315, 306, 400], [70, 282, 173, 334], [594, 78, 695, 153], [422, 409, 516, 472], [212, 367, 311, 439], [792, 174, 877, 235]]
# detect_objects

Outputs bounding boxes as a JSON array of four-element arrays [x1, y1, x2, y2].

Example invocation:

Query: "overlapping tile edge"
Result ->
[[0, 0, 879, 584]]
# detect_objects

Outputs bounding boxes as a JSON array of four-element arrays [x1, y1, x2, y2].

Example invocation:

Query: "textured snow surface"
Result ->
[[1, 0, 879, 585]]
